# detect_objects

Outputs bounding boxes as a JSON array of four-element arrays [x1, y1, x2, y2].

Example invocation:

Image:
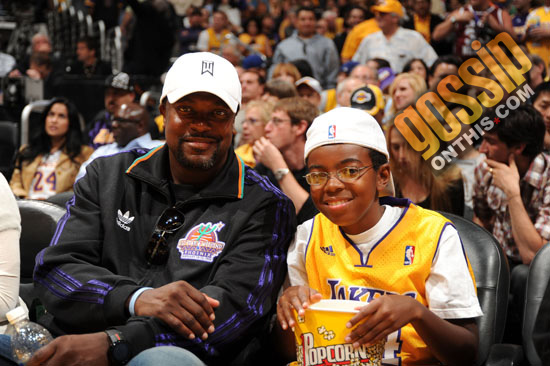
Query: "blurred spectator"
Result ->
[[10, 98, 93, 199], [88, 72, 136, 149], [0, 52, 16, 78], [403, 58, 429, 86], [377, 66, 396, 94], [388, 72, 427, 117], [366, 57, 392, 73], [525, 3, 550, 68], [197, 10, 232, 52], [241, 54, 267, 78], [67, 36, 112, 77], [403, 0, 452, 55], [220, 43, 243, 66], [235, 69, 265, 147], [432, 0, 514, 59], [319, 10, 344, 39], [512, 0, 532, 41], [333, 6, 367, 54], [9, 33, 53, 78], [473, 105, 549, 266], [340, 12, 380, 63], [428, 55, 461, 90], [253, 97, 319, 224], [179, 6, 205, 54], [262, 79, 298, 103], [387, 123, 465, 215], [349, 64, 379, 86], [77, 103, 163, 180], [123, 0, 178, 77], [86, 0, 125, 30], [336, 76, 365, 107], [239, 18, 273, 57], [349, 84, 386, 125], [528, 54, 547, 90], [272, 62, 302, 84], [218, 0, 242, 33], [353, 0, 438, 73], [235, 100, 274, 167], [271, 6, 340, 89], [295, 76, 323, 110], [261, 15, 279, 47], [532, 82, 550, 150], [337, 60, 359, 83]]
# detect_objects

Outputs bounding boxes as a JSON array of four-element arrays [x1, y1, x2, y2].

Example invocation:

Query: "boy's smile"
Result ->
[[307, 144, 388, 235]]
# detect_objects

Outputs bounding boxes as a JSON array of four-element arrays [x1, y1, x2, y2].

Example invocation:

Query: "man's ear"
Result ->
[[159, 101, 166, 118], [511, 142, 527, 156], [295, 119, 309, 138]]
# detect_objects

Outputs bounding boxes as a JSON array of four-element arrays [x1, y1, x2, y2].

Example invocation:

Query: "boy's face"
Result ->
[[307, 144, 389, 235]]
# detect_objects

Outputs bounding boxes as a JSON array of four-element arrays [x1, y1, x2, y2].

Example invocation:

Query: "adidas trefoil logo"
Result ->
[[320, 245, 335, 256], [116, 210, 134, 232]]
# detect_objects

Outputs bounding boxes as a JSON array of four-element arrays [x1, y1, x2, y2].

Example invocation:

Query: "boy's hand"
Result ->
[[345, 295, 422, 348], [277, 285, 322, 330]]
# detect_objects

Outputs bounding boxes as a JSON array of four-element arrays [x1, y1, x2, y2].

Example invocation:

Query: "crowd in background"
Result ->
[[0, 0, 550, 360]]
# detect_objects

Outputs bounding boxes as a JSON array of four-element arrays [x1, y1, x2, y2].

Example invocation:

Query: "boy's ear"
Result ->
[[376, 163, 392, 195]]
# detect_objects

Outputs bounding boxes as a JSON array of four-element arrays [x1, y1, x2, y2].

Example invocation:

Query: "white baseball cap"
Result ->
[[161, 52, 242, 113], [304, 107, 389, 161], [295, 76, 323, 95]]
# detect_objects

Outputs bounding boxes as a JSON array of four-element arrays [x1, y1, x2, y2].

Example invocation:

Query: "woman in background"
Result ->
[[235, 100, 274, 168], [10, 98, 93, 199]]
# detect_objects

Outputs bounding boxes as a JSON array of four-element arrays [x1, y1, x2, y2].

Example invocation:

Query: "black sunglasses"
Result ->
[[146, 207, 185, 265]]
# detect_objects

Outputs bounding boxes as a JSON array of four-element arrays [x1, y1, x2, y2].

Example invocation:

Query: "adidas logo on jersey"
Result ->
[[116, 210, 135, 232], [320, 245, 335, 256]]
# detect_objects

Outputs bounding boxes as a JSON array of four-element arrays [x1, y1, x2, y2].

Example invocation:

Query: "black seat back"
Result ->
[[441, 212, 510, 366]]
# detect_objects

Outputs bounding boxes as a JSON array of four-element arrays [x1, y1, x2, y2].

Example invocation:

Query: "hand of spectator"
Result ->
[[345, 294, 421, 348], [528, 26, 550, 41], [481, 13, 499, 31], [27, 333, 109, 366], [134, 280, 220, 340], [8, 69, 21, 78], [486, 154, 521, 200], [253, 137, 287, 172], [26, 68, 42, 80], [277, 285, 322, 330], [452, 10, 474, 24]]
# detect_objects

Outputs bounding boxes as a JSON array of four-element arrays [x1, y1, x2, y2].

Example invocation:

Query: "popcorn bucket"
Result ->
[[293, 299, 384, 366]]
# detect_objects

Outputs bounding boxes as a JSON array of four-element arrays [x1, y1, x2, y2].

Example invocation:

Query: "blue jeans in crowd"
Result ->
[[129, 346, 206, 366]]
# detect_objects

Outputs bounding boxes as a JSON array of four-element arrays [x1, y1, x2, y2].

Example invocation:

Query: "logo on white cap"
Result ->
[[328, 124, 336, 139], [201, 61, 214, 76]]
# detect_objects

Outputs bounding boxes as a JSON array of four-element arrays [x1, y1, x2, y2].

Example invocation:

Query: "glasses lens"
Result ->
[[338, 167, 360, 181], [146, 232, 170, 265], [157, 208, 185, 232], [306, 172, 327, 186]]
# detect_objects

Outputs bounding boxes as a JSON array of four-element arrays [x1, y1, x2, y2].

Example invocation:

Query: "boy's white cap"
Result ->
[[161, 52, 241, 113], [304, 107, 389, 161]]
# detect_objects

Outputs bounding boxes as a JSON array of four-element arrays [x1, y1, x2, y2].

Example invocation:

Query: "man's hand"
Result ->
[[452, 10, 474, 24], [134, 281, 219, 340], [27, 333, 109, 366], [253, 137, 287, 172], [486, 154, 521, 199], [277, 285, 322, 330], [345, 295, 421, 348]]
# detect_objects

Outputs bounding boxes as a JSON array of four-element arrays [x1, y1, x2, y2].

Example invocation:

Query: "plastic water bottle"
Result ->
[[5, 306, 53, 365]]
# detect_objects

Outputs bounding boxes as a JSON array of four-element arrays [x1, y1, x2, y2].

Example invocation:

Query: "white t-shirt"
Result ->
[[287, 205, 483, 319]]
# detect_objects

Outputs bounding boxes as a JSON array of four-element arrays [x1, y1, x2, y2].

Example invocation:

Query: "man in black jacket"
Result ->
[[29, 52, 296, 366]]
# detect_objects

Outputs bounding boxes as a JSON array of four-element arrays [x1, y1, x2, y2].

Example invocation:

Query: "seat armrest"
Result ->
[[485, 344, 524, 366]]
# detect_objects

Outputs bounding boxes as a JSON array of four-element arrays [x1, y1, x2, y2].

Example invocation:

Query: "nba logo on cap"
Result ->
[[404, 245, 415, 265], [328, 124, 336, 139]]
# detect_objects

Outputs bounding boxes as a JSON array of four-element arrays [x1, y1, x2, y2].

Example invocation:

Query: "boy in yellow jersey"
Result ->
[[277, 107, 482, 365]]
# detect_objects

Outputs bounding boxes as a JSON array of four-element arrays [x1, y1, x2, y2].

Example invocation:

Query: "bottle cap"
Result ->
[[6, 306, 27, 324]]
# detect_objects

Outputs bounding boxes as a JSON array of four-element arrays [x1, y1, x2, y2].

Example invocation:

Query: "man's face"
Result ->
[[240, 72, 264, 103], [479, 132, 513, 163], [512, 0, 530, 11], [76, 42, 94, 63], [533, 91, 550, 146], [212, 12, 228, 32], [111, 104, 142, 147], [297, 85, 321, 107], [337, 78, 364, 106], [347, 8, 366, 28], [414, 0, 430, 17], [350, 65, 378, 86], [375, 12, 395, 32], [430, 62, 458, 89], [296, 10, 317, 38], [162, 92, 235, 171], [264, 109, 299, 150], [105, 88, 135, 115]]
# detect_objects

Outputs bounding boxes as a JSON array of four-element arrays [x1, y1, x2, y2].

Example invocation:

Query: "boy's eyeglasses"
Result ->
[[146, 207, 185, 265], [304, 166, 373, 186]]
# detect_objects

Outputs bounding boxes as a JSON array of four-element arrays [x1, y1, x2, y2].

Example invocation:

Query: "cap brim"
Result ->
[[164, 81, 239, 113]]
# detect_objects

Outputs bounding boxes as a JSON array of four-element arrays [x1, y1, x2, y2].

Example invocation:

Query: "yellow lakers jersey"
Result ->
[[305, 199, 472, 365], [526, 7, 550, 69]]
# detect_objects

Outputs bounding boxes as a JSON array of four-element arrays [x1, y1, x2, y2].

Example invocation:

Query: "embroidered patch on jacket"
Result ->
[[116, 210, 134, 232], [404, 245, 415, 265], [177, 222, 225, 262]]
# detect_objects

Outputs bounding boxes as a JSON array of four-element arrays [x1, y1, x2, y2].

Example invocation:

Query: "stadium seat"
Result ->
[[441, 212, 510, 366]]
